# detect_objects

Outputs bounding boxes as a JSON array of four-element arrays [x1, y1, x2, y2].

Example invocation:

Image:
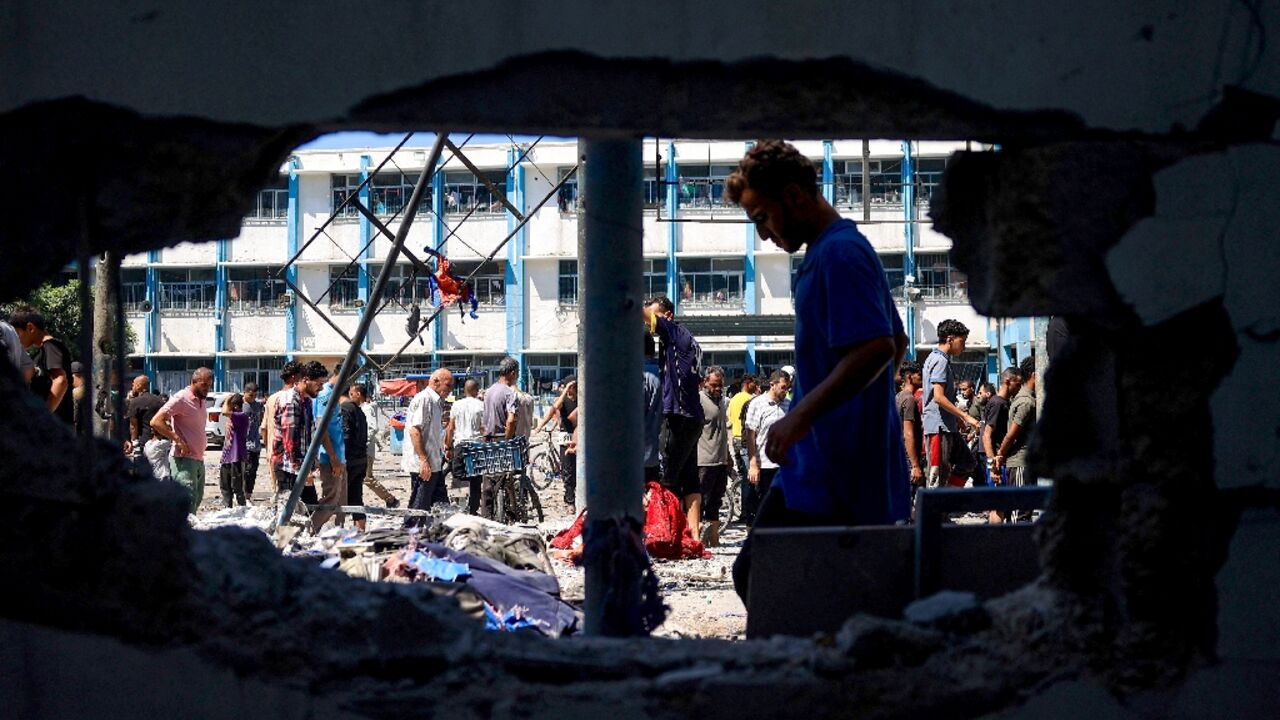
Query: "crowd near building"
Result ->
[[115, 137, 1001, 397]]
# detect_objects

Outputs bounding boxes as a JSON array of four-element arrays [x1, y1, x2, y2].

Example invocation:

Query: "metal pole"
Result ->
[[579, 138, 645, 637], [275, 131, 449, 530], [861, 139, 871, 222]]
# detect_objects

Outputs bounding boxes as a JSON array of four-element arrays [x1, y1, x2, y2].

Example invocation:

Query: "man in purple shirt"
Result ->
[[643, 295, 705, 516]]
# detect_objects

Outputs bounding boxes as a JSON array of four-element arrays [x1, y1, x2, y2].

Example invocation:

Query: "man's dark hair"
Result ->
[[768, 369, 790, 386], [958, 379, 974, 389], [703, 365, 725, 380], [980, 382, 996, 395], [739, 374, 757, 388], [725, 140, 818, 204], [8, 306, 47, 331], [332, 361, 344, 378], [1019, 355, 1036, 378], [243, 382, 258, 393], [936, 319, 971, 343], [898, 360, 921, 382], [999, 367, 1023, 384], [351, 382, 369, 397], [281, 360, 303, 383], [645, 296, 674, 316], [302, 361, 328, 381]]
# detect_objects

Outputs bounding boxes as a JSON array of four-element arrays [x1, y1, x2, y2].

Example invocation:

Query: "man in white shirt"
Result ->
[[444, 378, 487, 516], [742, 370, 791, 526], [401, 368, 453, 522]]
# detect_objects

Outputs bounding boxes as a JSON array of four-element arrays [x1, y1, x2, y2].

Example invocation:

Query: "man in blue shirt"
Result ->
[[921, 319, 981, 489], [725, 140, 911, 604], [312, 362, 347, 533]]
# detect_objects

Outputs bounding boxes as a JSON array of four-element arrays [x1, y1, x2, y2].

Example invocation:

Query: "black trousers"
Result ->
[[219, 462, 246, 507], [661, 413, 702, 498], [561, 445, 577, 506], [732, 484, 840, 605], [243, 451, 260, 497], [406, 470, 445, 527], [346, 459, 368, 521], [741, 466, 778, 525]]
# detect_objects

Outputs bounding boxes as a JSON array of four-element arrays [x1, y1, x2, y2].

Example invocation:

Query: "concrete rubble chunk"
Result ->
[[904, 591, 990, 634]]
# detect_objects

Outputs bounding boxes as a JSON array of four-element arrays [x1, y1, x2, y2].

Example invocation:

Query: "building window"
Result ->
[[443, 169, 508, 215], [370, 263, 433, 307], [157, 268, 216, 312], [914, 157, 947, 207], [226, 266, 287, 312], [558, 260, 578, 306], [643, 258, 668, 300], [703, 351, 747, 385], [557, 168, 661, 214], [677, 257, 744, 311], [755, 350, 795, 380], [912, 252, 966, 301], [154, 357, 215, 395], [449, 260, 506, 306], [834, 159, 905, 208], [526, 353, 577, 398], [880, 253, 905, 293], [121, 269, 147, 313], [677, 164, 738, 211], [226, 357, 285, 394], [247, 176, 288, 220], [369, 171, 423, 216], [331, 174, 362, 218], [328, 265, 362, 309]]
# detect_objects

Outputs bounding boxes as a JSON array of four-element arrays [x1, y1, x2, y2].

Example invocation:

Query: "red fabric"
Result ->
[[644, 482, 710, 560], [379, 379, 420, 398], [434, 256, 473, 307], [926, 433, 968, 487], [547, 483, 710, 561]]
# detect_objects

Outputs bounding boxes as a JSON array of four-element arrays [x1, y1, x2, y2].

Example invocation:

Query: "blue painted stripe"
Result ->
[[744, 141, 757, 373], [506, 147, 527, 359], [359, 155, 372, 351], [285, 157, 301, 360], [901, 141, 916, 359], [665, 142, 679, 303]]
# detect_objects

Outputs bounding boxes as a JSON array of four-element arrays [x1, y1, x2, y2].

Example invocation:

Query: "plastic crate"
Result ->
[[459, 436, 528, 476]]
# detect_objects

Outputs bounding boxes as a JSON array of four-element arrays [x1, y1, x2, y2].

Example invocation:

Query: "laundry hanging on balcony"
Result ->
[[422, 247, 480, 321]]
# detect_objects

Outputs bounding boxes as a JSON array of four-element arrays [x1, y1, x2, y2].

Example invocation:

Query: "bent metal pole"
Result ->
[[275, 131, 449, 530], [578, 138, 645, 635]]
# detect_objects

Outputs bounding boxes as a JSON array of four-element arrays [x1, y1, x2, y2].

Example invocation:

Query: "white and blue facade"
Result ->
[[123, 138, 992, 395]]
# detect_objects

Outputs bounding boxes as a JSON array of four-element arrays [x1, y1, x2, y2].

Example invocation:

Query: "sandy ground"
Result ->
[[193, 447, 748, 640]]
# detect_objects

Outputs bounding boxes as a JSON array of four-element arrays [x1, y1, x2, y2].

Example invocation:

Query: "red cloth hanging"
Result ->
[[549, 483, 710, 561], [379, 379, 420, 398]]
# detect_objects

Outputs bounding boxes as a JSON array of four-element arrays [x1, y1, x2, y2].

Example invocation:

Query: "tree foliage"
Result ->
[[1, 279, 137, 360]]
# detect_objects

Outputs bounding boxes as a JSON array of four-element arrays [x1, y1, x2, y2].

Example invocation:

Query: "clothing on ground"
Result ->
[[781, 218, 909, 524]]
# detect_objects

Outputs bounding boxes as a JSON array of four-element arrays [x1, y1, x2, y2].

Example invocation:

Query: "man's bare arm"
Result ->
[[997, 423, 1025, 459], [932, 383, 979, 427], [504, 412, 517, 440], [46, 369, 67, 412], [903, 419, 921, 471], [444, 417, 456, 450], [982, 422, 997, 458]]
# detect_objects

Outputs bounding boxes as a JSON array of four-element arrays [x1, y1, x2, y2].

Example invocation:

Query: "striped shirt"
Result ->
[[272, 387, 314, 475]]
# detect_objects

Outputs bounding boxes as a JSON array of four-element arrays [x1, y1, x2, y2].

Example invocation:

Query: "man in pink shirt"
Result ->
[[151, 367, 214, 513]]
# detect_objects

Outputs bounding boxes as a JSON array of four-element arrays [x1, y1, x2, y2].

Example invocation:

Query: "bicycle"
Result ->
[[526, 429, 570, 491], [460, 436, 544, 525]]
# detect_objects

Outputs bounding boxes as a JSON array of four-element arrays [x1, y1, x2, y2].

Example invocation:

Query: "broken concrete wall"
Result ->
[[3, 3, 1280, 718]]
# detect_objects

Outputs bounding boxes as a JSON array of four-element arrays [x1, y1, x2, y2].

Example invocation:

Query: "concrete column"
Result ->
[[664, 141, 679, 302], [901, 140, 917, 359], [358, 155, 372, 351], [743, 141, 758, 373], [506, 147, 527, 359], [822, 140, 834, 203], [578, 138, 645, 637], [285, 157, 301, 360], [431, 163, 445, 365]]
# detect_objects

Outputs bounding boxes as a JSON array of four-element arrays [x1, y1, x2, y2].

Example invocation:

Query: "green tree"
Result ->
[[1, 279, 136, 359]]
